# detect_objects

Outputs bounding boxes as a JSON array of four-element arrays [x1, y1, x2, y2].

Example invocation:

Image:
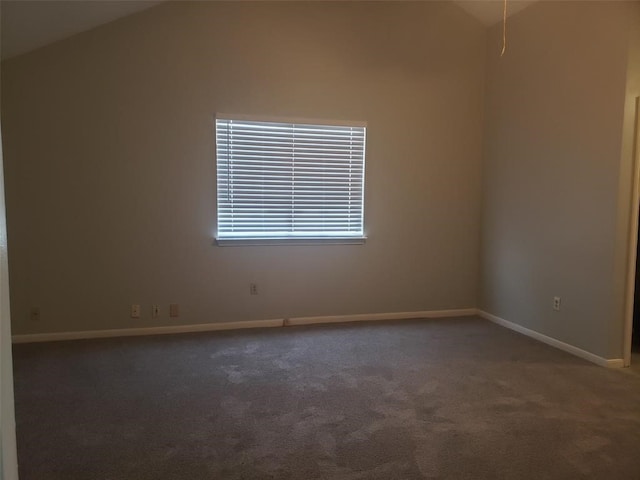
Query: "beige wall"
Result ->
[[1, 1, 486, 335], [481, 1, 636, 359]]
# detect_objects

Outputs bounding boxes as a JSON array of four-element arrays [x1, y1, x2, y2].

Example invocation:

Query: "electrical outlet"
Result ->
[[169, 303, 179, 317], [131, 304, 141, 318], [152, 305, 160, 318], [553, 296, 561, 311], [30, 307, 40, 322], [250, 283, 258, 295]]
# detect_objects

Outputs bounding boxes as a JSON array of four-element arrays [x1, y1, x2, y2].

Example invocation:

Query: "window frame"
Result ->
[[214, 114, 368, 246]]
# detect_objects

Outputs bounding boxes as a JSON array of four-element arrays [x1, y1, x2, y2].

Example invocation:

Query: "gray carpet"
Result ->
[[12, 316, 640, 479]]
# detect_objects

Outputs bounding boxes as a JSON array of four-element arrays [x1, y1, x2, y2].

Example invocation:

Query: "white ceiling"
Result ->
[[1, 0, 163, 60], [453, 0, 538, 26], [0, 0, 536, 61]]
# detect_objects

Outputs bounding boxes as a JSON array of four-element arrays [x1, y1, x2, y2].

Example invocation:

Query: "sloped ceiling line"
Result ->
[[0, 0, 538, 61]]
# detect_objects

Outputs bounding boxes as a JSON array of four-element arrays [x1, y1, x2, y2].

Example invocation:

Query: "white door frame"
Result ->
[[0, 116, 19, 478], [623, 97, 640, 368], [0, 6, 19, 469]]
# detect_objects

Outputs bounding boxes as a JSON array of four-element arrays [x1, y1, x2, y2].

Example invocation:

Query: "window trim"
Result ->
[[214, 114, 367, 246], [216, 113, 367, 129], [215, 236, 367, 247]]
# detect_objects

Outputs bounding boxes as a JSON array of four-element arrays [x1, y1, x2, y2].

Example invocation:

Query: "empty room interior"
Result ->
[[1, 0, 640, 478]]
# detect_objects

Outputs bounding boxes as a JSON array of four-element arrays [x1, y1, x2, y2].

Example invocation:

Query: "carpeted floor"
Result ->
[[12, 316, 640, 479]]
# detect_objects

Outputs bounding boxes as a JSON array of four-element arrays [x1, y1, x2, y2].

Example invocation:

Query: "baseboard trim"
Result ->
[[477, 310, 624, 368], [13, 309, 625, 368], [11, 319, 286, 344], [12, 309, 478, 344], [604, 358, 625, 368], [286, 308, 477, 326]]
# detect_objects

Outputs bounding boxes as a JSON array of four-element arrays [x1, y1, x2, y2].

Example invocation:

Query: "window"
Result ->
[[215, 115, 366, 245]]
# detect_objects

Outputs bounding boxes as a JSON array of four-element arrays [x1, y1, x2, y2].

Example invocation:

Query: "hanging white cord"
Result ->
[[501, 0, 508, 56]]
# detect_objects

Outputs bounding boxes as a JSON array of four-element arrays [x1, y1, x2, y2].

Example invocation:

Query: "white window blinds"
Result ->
[[216, 117, 366, 241]]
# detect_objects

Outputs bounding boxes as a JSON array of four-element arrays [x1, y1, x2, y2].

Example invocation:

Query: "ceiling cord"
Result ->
[[501, 0, 508, 56]]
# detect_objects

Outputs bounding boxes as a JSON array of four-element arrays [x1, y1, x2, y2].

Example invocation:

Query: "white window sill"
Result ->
[[214, 236, 367, 246]]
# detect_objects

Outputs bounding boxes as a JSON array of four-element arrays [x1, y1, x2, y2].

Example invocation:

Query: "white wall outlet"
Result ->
[[152, 305, 160, 318], [169, 303, 179, 317], [553, 296, 561, 311], [30, 307, 40, 322], [131, 304, 141, 318], [250, 283, 258, 295]]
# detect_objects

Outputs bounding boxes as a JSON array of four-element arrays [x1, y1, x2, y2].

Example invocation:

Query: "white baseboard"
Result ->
[[286, 308, 477, 326], [11, 319, 285, 344], [12, 309, 624, 369], [12, 308, 477, 344], [478, 310, 624, 368]]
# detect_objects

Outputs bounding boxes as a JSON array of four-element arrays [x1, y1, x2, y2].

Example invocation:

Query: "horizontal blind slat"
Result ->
[[216, 118, 365, 238]]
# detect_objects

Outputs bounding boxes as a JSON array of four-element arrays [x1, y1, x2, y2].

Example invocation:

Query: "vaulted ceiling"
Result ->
[[1, 1, 162, 59], [0, 0, 537, 60], [453, 0, 537, 26]]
